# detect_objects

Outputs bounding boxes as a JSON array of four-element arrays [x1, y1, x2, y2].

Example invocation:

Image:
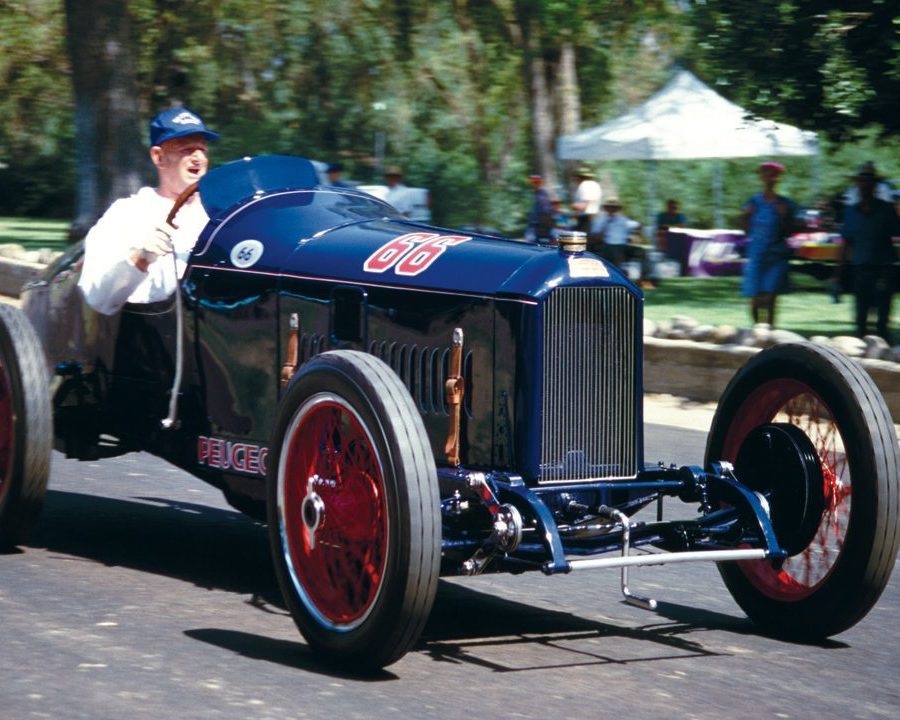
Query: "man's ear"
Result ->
[[149, 145, 164, 169]]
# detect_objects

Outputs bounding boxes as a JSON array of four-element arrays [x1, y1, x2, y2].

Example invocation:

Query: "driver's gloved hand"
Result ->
[[130, 223, 175, 269]]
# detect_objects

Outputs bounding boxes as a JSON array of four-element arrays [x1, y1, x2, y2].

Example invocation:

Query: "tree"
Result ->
[[65, 0, 145, 240], [0, 0, 72, 217], [689, 0, 900, 140]]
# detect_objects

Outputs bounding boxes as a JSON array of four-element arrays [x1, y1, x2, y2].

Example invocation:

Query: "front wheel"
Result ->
[[267, 351, 440, 670], [706, 342, 900, 639]]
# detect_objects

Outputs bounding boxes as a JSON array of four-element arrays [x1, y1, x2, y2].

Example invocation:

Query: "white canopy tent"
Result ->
[[556, 70, 819, 228]]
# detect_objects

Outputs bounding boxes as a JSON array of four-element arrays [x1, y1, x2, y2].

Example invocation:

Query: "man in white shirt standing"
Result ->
[[383, 165, 416, 218], [78, 107, 220, 315], [571, 166, 602, 234]]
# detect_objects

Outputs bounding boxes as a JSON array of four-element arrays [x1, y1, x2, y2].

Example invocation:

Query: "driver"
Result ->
[[78, 107, 220, 315]]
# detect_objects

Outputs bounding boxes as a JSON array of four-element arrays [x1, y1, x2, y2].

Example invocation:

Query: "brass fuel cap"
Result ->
[[557, 230, 587, 253]]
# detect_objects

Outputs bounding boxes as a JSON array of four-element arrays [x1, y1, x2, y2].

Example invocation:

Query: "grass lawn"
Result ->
[[644, 272, 863, 339], [0, 216, 68, 252]]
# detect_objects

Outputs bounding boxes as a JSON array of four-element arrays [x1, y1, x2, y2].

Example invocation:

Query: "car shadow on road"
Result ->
[[28, 488, 283, 605], [25, 489, 844, 677], [417, 580, 748, 671], [183, 628, 400, 681]]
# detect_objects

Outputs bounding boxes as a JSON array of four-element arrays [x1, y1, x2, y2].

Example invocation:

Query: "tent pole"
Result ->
[[646, 159, 657, 242], [713, 160, 724, 228]]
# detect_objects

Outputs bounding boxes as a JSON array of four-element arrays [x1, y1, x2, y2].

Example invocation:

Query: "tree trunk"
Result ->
[[526, 25, 557, 190], [556, 38, 580, 136], [556, 36, 580, 189], [64, 0, 144, 241]]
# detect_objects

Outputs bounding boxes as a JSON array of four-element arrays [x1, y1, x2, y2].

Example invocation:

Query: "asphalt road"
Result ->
[[1, 422, 898, 720]]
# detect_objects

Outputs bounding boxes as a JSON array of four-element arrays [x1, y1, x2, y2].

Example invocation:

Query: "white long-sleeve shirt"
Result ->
[[78, 187, 209, 315]]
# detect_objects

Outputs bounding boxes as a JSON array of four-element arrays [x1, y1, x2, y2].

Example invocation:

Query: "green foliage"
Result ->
[[1, 0, 898, 234], [0, 0, 74, 217], [0, 216, 68, 251], [688, 0, 900, 141]]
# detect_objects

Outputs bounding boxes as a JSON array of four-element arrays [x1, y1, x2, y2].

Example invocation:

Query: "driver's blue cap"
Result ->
[[149, 107, 220, 146]]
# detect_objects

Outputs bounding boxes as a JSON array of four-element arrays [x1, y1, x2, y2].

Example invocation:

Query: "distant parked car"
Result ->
[[358, 183, 432, 223]]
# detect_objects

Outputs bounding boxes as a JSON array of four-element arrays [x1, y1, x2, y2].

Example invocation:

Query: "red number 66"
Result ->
[[364, 232, 470, 276]]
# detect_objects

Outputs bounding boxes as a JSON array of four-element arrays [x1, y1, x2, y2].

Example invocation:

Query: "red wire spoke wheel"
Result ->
[[268, 350, 439, 670], [706, 342, 900, 639], [0, 304, 52, 549], [720, 379, 846, 600], [279, 394, 388, 628]]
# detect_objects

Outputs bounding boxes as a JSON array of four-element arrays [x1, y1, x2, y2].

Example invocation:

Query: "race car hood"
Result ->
[[292, 219, 624, 299], [191, 155, 630, 299]]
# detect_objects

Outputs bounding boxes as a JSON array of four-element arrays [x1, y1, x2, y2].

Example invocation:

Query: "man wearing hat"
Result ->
[[840, 161, 899, 342], [383, 165, 417, 218], [571, 166, 602, 234], [844, 160, 895, 206], [78, 106, 220, 315], [326, 162, 351, 189], [590, 197, 648, 284]]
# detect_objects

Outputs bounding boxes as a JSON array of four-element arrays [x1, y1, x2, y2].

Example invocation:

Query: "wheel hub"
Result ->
[[301, 475, 326, 549], [735, 423, 825, 556]]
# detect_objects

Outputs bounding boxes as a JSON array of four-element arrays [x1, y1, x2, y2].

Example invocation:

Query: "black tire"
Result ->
[[267, 350, 440, 669], [0, 304, 52, 549], [706, 342, 900, 639]]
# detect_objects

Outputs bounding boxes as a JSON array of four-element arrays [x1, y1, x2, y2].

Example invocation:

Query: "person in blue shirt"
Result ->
[[525, 174, 554, 242], [740, 162, 796, 326], [655, 198, 687, 252], [840, 161, 899, 342]]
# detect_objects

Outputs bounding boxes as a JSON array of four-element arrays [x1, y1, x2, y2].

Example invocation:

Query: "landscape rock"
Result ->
[[831, 335, 866, 357], [766, 328, 806, 347], [708, 324, 735, 344], [688, 324, 717, 342], [0, 244, 26, 259], [670, 314, 699, 333], [862, 335, 890, 360]]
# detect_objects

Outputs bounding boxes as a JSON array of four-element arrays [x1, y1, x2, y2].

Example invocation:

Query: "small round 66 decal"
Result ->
[[230, 239, 264, 268], [363, 232, 471, 276]]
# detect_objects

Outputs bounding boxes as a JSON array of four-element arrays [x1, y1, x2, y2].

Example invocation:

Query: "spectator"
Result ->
[[840, 161, 899, 342], [549, 194, 570, 240], [326, 162, 351, 188], [383, 165, 415, 218], [571, 166, 602, 234], [740, 161, 796, 327], [590, 197, 653, 288], [525, 174, 554, 242], [655, 198, 687, 251], [78, 107, 219, 315], [844, 161, 895, 206]]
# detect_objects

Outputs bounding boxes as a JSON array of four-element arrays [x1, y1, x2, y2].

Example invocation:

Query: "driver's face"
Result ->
[[153, 135, 209, 195]]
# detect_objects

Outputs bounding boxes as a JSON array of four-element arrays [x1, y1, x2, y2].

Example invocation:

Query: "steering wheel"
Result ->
[[166, 181, 200, 228]]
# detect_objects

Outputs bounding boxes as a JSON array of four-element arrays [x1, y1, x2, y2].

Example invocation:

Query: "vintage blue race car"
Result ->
[[1, 155, 898, 670]]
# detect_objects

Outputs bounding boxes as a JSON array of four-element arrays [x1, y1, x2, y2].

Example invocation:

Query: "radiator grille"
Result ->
[[540, 286, 639, 483]]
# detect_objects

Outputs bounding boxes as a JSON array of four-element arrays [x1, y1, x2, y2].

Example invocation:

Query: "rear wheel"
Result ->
[[0, 304, 52, 549], [267, 351, 440, 669], [706, 342, 900, 638]]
